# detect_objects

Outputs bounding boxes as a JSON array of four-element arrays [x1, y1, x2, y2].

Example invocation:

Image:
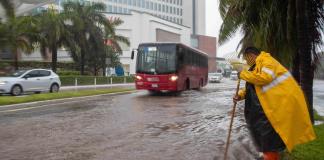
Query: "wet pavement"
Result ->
[[314, 80, 324, 116], [1, 79, 323, 160]]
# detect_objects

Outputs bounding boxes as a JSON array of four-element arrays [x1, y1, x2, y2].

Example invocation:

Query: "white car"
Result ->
[[0, 69, 61, 96], [230, 71, 238, 80], [208, 73, 223, 83]]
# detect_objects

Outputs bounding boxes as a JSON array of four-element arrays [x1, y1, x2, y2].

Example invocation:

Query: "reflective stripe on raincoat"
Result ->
[[238, 51, 316, 152]]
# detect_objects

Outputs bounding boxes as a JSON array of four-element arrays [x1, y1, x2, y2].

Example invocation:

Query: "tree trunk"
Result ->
[[102, 66, 106, 76], [94, 66, 98, 76], [51, 46, 58, 73], [14, 48, 18, 70], [292, 53, 300, 84], [80, 51, 85, 75], [296, 0, 314, 124]]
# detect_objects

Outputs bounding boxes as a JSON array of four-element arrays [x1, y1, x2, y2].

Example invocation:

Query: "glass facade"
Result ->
[[56, 0, 183, 24], [103, 0, 183, 25]]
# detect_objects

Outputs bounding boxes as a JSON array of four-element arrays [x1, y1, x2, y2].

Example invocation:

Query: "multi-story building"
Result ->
[[59, 0, 185, 25], [2, 0, 217, 75]]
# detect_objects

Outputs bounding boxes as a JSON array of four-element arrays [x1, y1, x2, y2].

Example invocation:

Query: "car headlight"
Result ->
[[0, 81, 8, 85]]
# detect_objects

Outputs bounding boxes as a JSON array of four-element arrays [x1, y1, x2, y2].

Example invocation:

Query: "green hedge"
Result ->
[[60, 76, 135, 86]]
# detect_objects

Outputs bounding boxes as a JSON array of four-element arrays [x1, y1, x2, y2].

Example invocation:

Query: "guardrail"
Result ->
[[60, 76, 135, 86]]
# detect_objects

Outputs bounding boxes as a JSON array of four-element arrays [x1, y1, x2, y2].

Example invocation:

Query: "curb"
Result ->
[[0, 89, 137, 109]]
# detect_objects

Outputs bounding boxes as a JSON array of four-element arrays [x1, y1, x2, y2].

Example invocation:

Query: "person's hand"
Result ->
[[233, 95, 242, 103], [236, 65, 244, 72], [237, 71, 241, 79]]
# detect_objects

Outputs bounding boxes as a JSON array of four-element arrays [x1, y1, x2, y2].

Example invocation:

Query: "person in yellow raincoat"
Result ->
[[233, 47, 316, 160]]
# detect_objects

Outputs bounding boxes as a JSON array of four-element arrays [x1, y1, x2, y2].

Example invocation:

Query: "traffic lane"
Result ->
[[0, 79, 258, 160], [0, 90, 136, 116]]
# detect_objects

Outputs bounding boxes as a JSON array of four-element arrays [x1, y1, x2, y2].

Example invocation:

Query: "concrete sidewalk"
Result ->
[[61, 83, 135, 91]]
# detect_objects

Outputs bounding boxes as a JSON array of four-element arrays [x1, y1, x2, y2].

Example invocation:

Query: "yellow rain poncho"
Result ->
[[238, 51, 316, 152]]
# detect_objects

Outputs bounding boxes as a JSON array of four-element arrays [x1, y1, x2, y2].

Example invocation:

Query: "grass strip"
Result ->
[[0, 88, 134, 106], [282, 112, 324, 160]]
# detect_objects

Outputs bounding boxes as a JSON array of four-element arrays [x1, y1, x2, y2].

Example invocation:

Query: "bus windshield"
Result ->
[[137, 45, 176, 74]]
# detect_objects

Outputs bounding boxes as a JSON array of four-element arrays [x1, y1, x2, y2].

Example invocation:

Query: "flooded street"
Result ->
[[0, 79, 300, 160]]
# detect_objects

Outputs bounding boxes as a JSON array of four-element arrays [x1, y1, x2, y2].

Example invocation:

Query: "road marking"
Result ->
[[0, 106, 47, 113], [0, 90, 136, 113]]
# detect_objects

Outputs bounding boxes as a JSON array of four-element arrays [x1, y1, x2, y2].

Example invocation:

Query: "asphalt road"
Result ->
[[0, 79, 323, 160]]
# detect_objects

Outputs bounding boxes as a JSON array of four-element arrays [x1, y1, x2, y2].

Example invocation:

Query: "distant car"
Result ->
[[230, 71, 238, 80], [0, 69, 61, 96], [208, 73, 223, 83]]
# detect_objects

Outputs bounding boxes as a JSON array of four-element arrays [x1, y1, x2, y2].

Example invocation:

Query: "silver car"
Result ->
[[230, 71, 238, 80], [208, 73, 223, 83], [0, 69, 61, 96]]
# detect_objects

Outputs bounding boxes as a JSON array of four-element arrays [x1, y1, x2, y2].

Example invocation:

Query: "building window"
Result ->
[[128, 0, 131, 5], [166, 5, 169, 13], [158, 4, 161, 11], [113, 6, 117, 12], [141, 0, 145, 8], [123, 0, 128, 4], [150, 2, 153, 10], [162, 5, 165, 12], [154, 3, 157, 11], [136, 0, 140, 7], [108, 5, 112, 12], [118, 7, 123, 13], [123, 8, 128, 13], [146, 1, 149, 9]]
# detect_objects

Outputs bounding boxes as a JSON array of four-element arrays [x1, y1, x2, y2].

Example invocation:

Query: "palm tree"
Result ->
[[62, 1, 129, 75], [218, 0, 324, 123], [295, 0, 324, 123], [0, 0, 14, 21], [0, 16, 38, 70], [36, 8, 75, 73], [0, 1, 40, 70]]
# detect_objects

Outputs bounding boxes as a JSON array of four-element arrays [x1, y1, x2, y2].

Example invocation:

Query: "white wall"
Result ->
[[106, 11, 191, 74]]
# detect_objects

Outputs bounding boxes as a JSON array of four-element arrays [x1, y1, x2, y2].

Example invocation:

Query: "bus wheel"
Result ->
[[185, 79, 190, 90], [194, 79, 203, 90], [148, 90, 160, 95]]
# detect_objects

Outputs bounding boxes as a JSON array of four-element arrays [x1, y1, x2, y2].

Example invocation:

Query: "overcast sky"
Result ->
[[205, 0, 242, 57]]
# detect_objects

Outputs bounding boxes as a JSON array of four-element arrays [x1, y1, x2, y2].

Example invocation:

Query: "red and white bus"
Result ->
[[131, 43, 208, 92]]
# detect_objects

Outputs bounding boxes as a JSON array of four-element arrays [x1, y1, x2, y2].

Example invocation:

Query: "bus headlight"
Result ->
[[136, 75, 142, 80], [170, 75, 178, 81]]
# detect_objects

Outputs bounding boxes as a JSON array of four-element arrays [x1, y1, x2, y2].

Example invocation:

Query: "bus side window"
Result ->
[[178, 47, 184, 65], [184, 49, 189, 65], [190, 50, 193, 65]]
